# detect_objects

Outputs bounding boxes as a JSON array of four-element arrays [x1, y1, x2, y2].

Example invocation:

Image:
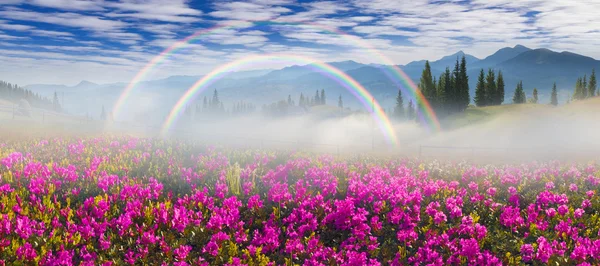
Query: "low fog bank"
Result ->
[[421, 107, 600, 161], [4, 102, 600, 161], [170, 105, 600, 161], [171, 113, 427, 154]]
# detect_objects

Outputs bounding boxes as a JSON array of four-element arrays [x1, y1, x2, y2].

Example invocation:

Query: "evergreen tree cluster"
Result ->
[[573, 69, 596, 100], [232, 101, 256, 115], [420, 57, 470, 116], [512, 81, 527, 104], [298, 89, 327, 107], [0, 80, 59, 111], [550, 83, 558, 106], [395, 56, 470, 121], [474, 69, 505, 107]]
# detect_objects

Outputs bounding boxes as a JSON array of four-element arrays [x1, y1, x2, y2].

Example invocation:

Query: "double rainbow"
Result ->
[[110, 20, 441, 146], [160, 54, 398, 145]]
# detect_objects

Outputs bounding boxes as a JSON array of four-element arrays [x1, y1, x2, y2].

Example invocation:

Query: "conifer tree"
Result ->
[[394, 89, 405, 120], [574, 78, 583, 100], [53, 91, 61, 112], [582, 75, 588, 99], [496, 70, 505, 105], [320, 89, 326, 105], [338, 95, 343, 109], [407, 99, 415, 120], [100, 105, 106, 120], [474, 69, 487, 107], [419, 61, 436, 109], [459, 56, 470, 111], [513, 81, 526, 104], [299, 93, 305, 107], [532, 88, 538, 103], [551, 82, 558, 106], [485, 69, 496, 105], [589, 69, 597, 97], [437, 68, 450, 115], [315, 90, 320, 105], [203, 96, 208, 111], [451, 58, 461, 112], [212, 89, 220, 109], [287, 95, 292, 106]]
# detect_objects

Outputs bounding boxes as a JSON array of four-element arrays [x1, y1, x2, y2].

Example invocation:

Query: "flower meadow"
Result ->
[[1, 137, 600, 265]]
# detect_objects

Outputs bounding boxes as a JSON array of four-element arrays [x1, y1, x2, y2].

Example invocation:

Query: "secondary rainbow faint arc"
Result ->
[[160, 54, 399, 146], [110, 20, 441, 132]]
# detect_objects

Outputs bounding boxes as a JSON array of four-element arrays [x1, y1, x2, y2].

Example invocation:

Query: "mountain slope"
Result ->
[[471, 45, 531, 69]]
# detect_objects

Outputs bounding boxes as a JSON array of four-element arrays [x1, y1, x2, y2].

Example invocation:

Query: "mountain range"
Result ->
[[23, 45, 600, 123]]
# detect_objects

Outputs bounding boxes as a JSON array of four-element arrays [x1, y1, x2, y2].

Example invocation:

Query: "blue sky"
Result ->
[[0, 0, 598, 85]]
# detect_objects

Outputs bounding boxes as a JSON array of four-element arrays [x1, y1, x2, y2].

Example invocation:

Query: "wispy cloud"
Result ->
[[0, 0, 599, 85]]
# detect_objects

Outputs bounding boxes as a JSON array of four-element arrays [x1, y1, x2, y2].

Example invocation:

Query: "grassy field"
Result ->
[[443, 97, 600, 130]]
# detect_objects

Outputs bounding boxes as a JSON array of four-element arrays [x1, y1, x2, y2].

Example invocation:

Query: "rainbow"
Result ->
[[110, 20, 441, 132], [160, 54, 399, 145]]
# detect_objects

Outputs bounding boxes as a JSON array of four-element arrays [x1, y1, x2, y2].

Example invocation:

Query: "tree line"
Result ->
[[573, 69, 597, 101], [393, 56, 470, 121], [474, 69, 505, 107], [0, 80, 61, 112], [299, 89, 327, 107]]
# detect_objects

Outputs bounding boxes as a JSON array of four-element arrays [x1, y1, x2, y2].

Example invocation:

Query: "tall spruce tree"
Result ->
[[589, 69, 597, 97], [532, 88, 538, 103], [53, 91, 61, 112], [100, 105, 106, 120], [474, 69, 487, 107], [451, 57, 463, 112], [574, 78, 583, 100], [485, 69, 496, 105], [212, 89, 220, 109], [321, 89, 326, 105], [394, 89, 405, 120], [513, 81, 526, 104], [551, 83, 558, 106], [315, 90, 320, 105], [338, 95, 343, 109], [437, 68, 451, 115], [496, 70, 505, 105], [299, 93, 305, 107], [459, 55, 470, 111], [419, 61, 436, 110], [407, 99, 415, 120], [582, 75, 588, 99], [288, 95, 292, 106]]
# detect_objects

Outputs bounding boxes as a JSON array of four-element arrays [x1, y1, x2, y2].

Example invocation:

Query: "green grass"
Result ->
[[441, 103, 552, 129]]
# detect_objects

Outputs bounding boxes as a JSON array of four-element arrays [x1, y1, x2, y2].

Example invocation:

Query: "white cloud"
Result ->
[[31, 29, 74, 37], [0, 32, 28, 40], [0, 22, 33, 31], [105, 0, 202, 23], [0, 9, 127, 32], [210, 1, 292, 21], [26, 0, 105, 11]]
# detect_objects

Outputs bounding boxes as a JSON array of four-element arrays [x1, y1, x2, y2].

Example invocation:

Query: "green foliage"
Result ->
[[407, 99, 415, 120], [485, 69, 497, 106], [496, 71, 505, 105], [0, 81, 58, 112], [394, 90, 404, 120], [589, 69, 596, 97], [551, 83, 558, 106], [419, 61, 436, 109], [475, 69, 487, 107], [513, 81, 526, 104]]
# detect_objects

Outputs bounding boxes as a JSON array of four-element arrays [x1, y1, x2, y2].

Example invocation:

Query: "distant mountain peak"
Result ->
[[74, 80, 97, 87], [514, 44, 529, 50]]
